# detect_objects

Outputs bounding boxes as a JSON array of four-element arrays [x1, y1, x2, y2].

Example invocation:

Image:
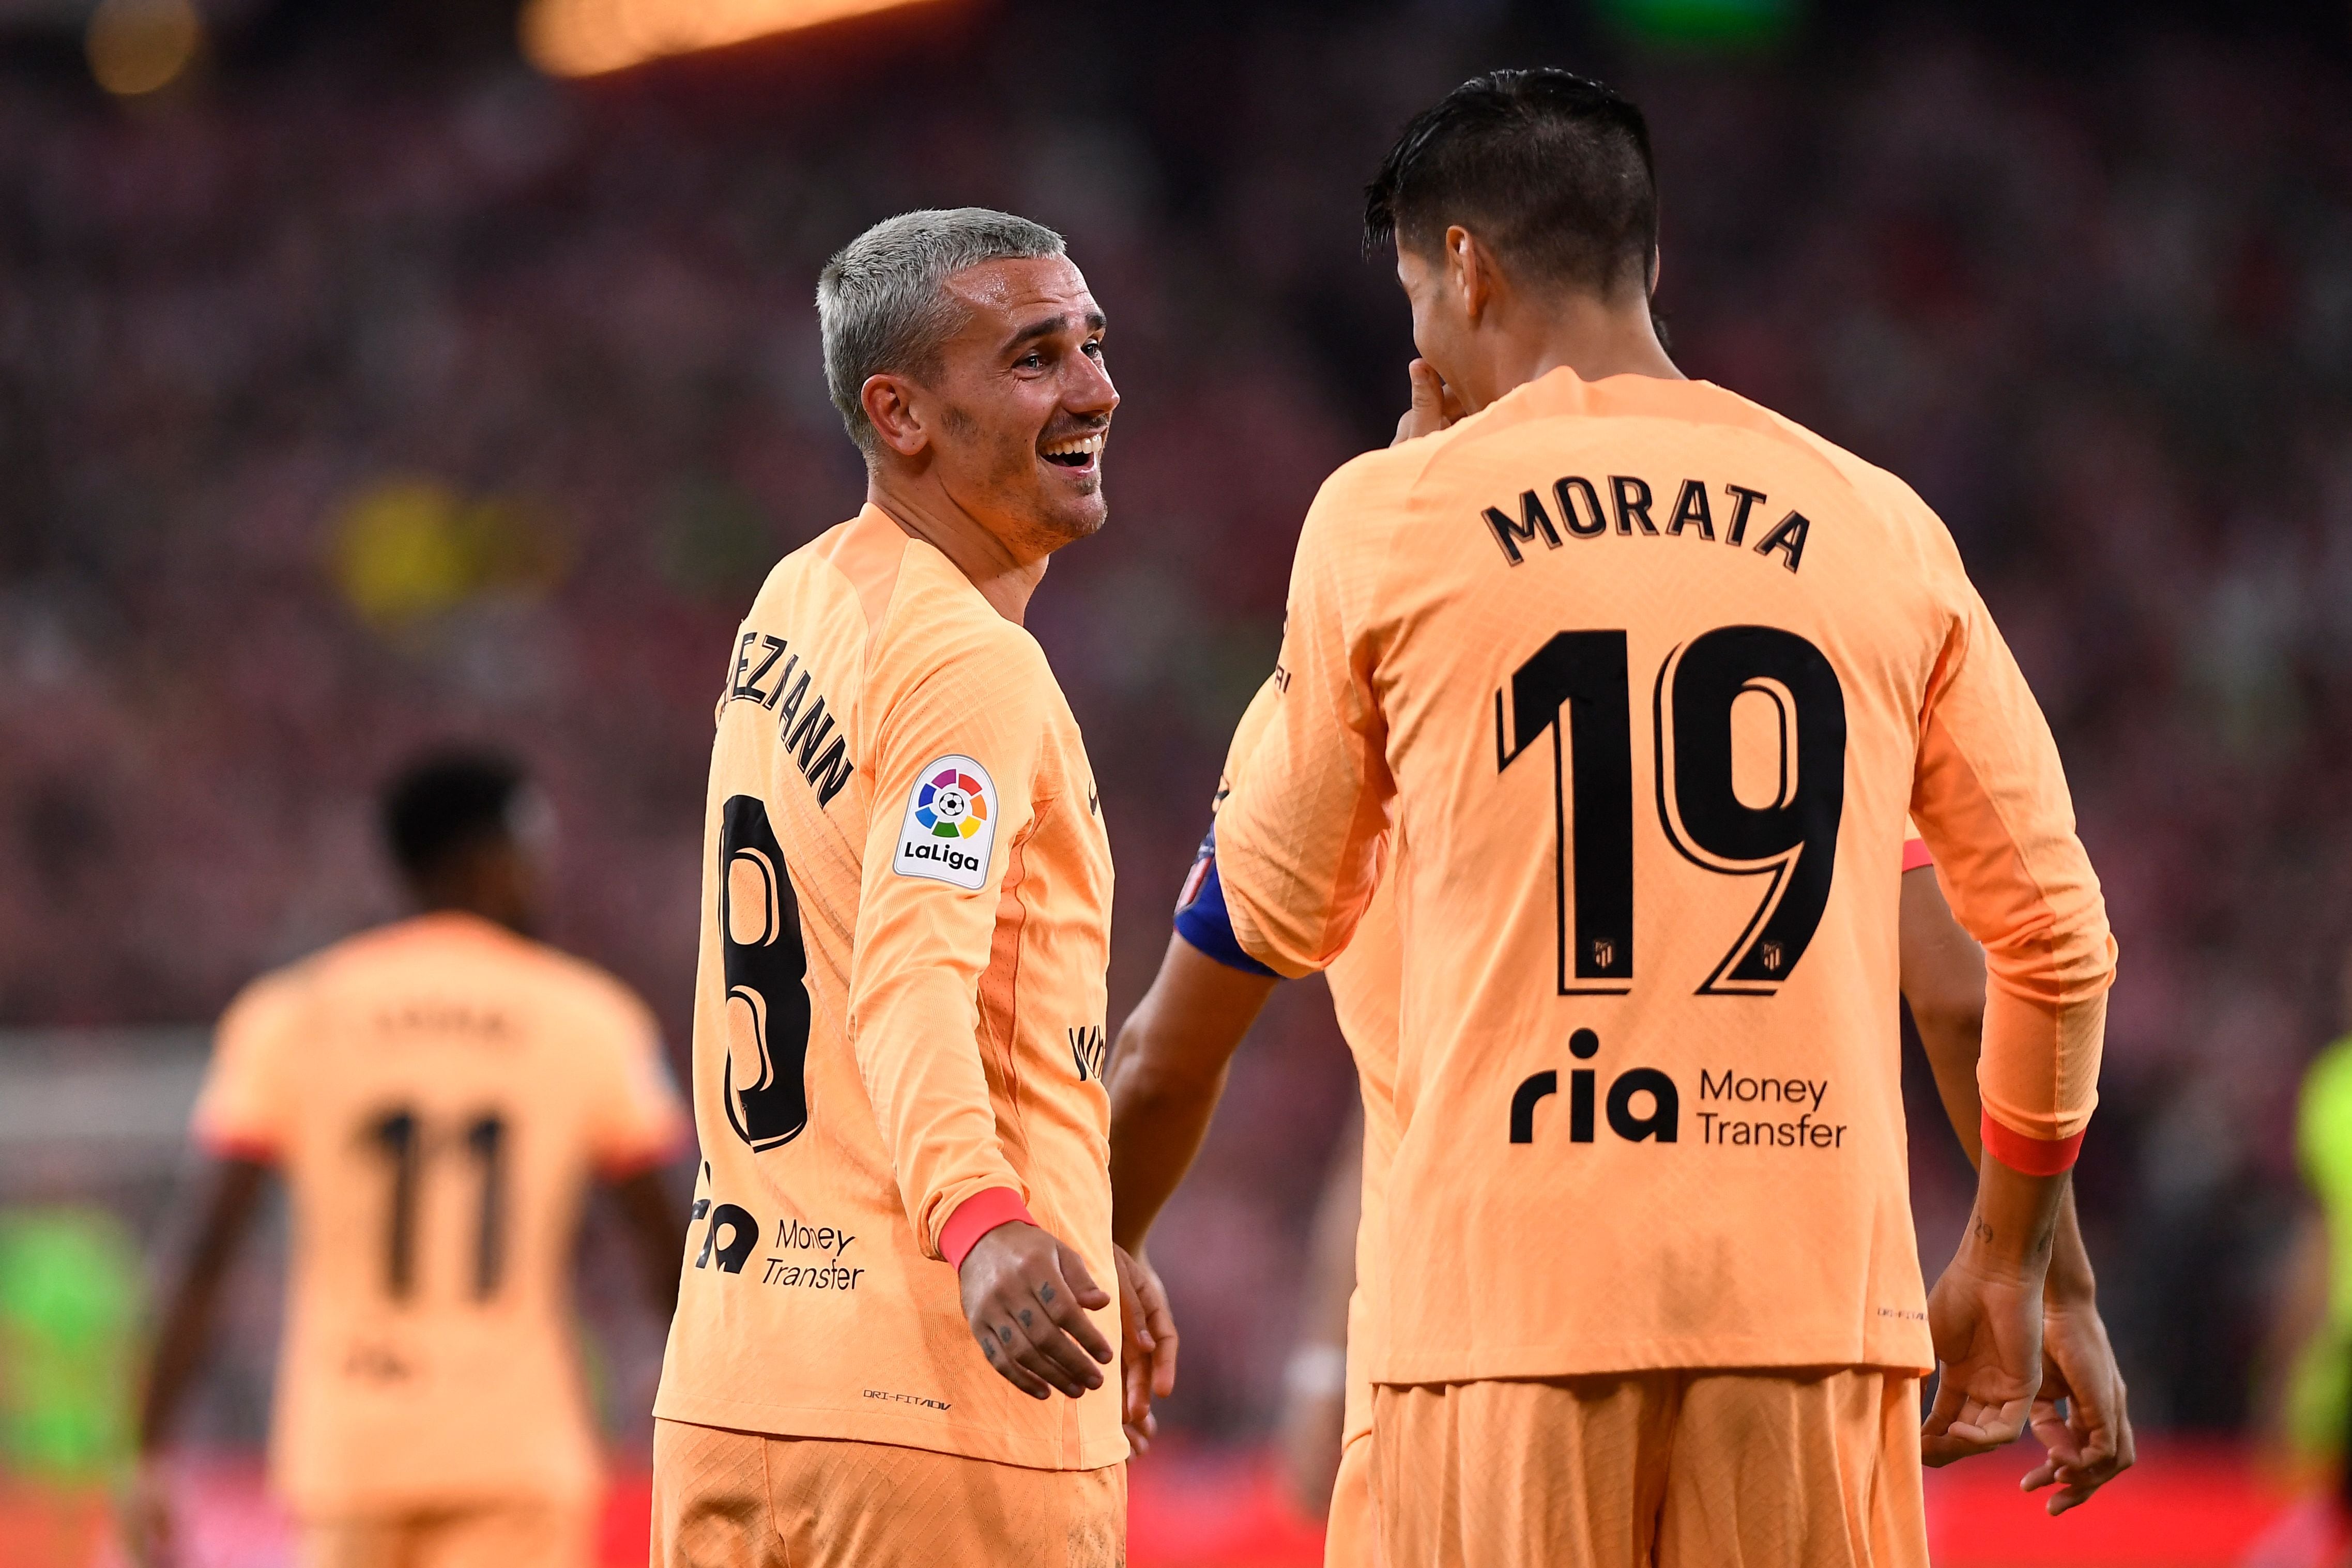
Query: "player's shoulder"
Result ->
[[1306, 437, 1447, 530], [878, 546, 1056, 694], [491, 932, 655, 1035], [216, 952, 322, 1039], [741, 517, 843, 608], [1617, 383, 1954, 572], [233, 915, 451, 1009], [1739, 397, 1942, 523], [745, 506, 907, 623]]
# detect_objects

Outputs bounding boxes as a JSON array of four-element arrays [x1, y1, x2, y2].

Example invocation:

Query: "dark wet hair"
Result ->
[[1365, 68, 1659, 299], [381, 749, 526, 882]]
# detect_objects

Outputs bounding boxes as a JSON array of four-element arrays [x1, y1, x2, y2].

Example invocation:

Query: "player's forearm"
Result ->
[[1957, 1151, 2066, 1281], [1913, 602, 2114, 1151], [849, 978, 1029, 1256], [1917, 1032, 2096, 1299], [1900, 865, 1990, 1166], [1105, 939, 1275, 1251], [2044, 1182, 2095, 1302], [139, 1295, 215, 1455], [1106, 1016, 1234, 1253], [612, 1169, 684, 1317], [139, 1158, 265, 1453], [1912, 1002, 2100, 1302], [1909, 993, 1986, 1163]]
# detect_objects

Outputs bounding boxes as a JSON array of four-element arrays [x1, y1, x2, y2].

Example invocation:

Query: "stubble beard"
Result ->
[[964, 410, 1107, 557]]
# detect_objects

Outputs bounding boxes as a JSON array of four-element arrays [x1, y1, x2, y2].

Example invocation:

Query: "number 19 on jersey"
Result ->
[[1496, 624, 1846, 998]]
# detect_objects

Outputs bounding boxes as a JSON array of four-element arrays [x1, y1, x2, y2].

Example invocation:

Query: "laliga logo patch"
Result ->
[[892, 756, 997, 889]]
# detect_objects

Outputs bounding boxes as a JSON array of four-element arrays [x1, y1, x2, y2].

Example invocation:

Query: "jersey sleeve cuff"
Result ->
[[196, 1128, 280, 1164], [595, 1121, 693, 1180], [1980, 1112, 2084, 1176], [940, 1187, 1037, 1270], [1901, 837, 1934, 873]]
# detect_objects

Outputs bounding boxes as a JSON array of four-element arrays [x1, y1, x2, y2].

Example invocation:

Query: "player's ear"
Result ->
[[1448, 225, 1492, 327], [862, 373, 930, 459]]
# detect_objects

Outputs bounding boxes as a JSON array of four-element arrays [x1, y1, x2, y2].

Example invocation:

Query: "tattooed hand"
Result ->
[[958, 1222, 1114, 1400]]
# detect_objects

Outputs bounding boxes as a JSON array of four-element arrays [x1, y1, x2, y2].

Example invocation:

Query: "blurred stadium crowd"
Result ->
[[3, 0, 2351, 1458]]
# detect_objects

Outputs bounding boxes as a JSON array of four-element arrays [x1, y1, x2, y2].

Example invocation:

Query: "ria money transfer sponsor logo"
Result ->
[[1507, 1031, 1849, 1150], [686, 1181, 867, 1291], [893, 755, 998, 889]]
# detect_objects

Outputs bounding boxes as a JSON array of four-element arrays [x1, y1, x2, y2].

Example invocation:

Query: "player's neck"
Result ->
[[1459, 293, 1683, 412], [413, 900, 529, 938], [866, 478, 1049, 626]]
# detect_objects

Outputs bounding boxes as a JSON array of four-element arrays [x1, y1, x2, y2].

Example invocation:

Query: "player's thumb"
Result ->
[[1409, 359, 1445, 414], [1056, 1239, 1112, 1312]]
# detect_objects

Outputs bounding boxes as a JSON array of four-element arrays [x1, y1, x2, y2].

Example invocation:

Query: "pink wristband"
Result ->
[[940, 1187, 1037, 1269], [1980, 1112, 2084, 1176], [196, 1129, 280, 1164]]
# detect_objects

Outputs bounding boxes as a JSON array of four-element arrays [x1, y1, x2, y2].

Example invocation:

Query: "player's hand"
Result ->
[[1922, 1248, 2045, 1466], [1392, 359, 1463, 445], [959, 1221, 1114, 1401], [1114, 1243, 1179, 1453], [2020, 1257, 2134, 1513], [121, 1456, 176, 1568]]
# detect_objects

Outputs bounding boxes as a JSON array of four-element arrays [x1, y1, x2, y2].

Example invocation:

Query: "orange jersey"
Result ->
[[1216, 367, 2115, 1383], [653, 504, 1122, 1470], [1330, 883, 1399, 1457], [191, 913, 686, 1516], [1205, 679, 1400, 1453]]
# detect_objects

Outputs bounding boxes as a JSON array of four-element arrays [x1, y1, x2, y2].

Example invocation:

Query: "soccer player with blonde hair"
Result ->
[[133, 751, 689, 1568], [1197, 69, 2115, 1565], [650, 209, 1157, 1568]]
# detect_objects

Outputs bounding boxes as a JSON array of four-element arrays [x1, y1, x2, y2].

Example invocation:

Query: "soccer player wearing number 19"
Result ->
[[650, 211, 1138, 1568], [1211, 72, 2117, 1564]]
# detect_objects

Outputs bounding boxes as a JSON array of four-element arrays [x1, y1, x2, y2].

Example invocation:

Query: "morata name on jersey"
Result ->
[[1479, 474, 1812, 574], [722, 628, 855, 808]]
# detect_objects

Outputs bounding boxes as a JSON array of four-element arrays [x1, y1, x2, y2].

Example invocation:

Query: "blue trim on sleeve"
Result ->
[[1172, 824, 1278, 979]]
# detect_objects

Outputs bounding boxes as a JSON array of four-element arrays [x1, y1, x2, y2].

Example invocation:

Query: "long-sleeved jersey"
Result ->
[[1216, 367, 2115, 1382], [653, 504, 1122, 1470]]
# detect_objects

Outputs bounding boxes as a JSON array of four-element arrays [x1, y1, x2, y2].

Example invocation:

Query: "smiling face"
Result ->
[[905, 254, 1118, 559]]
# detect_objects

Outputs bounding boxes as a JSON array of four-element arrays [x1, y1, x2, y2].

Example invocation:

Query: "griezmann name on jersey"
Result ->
[[1215, 367, 2115, 1385], [654, 505, 1122, 1471]]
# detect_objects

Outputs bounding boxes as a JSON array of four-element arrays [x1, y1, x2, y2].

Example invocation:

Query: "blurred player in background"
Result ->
[[1202, 69, 2117, 1564], [2268, 955, 2352, 1559], [650, 209, 1148, 1568], [130, 749, 689, 1568]]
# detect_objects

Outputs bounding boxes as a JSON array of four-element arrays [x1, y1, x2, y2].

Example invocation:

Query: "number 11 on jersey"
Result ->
[[1496, 624, 1847, 998]]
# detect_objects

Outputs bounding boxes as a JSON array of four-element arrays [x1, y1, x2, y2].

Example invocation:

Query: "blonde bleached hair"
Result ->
[[817, 208, 1066, 455]]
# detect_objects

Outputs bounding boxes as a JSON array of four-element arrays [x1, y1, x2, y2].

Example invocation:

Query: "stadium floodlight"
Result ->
[[521, 0, 942, 78], [86, 0, 201, 96]]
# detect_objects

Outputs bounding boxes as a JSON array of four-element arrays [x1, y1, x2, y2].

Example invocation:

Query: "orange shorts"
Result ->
[[650, 1417, 1125, 1568], [1371, 1369, 1928, 1568], [1324, 1428, 1383, 1568], [297, 1500, 594, 1568]]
